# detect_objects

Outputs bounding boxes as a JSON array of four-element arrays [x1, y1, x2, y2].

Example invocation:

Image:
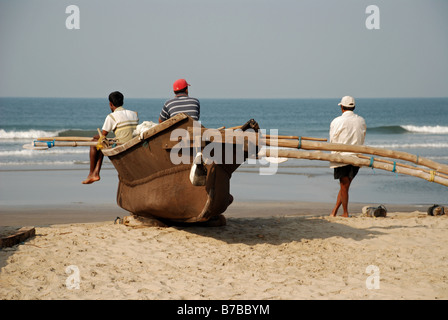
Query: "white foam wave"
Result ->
[[0, 148, 88, 157], [0, 160, 79, 166], [0, 129, 61, 139], [371, 143, 448, 149], [428, 156, 448, 161], [401, 125, 448, 134]]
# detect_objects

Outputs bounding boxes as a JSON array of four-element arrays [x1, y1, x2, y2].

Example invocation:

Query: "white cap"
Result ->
[[338, 96, 355, 107]]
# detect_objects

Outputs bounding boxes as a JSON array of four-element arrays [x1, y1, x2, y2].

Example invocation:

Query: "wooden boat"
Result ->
[[101, 113, 260, 225]]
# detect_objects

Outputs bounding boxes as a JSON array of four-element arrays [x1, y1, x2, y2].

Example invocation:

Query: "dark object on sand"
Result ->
[[427, 204, 445, 216], [362, 205, 387, 217], [0, 227, 35, 248]]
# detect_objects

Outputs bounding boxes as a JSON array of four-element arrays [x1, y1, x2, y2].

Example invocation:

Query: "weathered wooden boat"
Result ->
[[101, 113, 260, 225]]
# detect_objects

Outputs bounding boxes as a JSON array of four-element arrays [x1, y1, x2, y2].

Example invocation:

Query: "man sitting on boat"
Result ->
[[82, 91, 139, 184], [159, 78, 200, 122]]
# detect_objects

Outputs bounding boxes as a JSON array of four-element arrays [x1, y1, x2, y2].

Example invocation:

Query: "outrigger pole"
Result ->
[[183, 127, 448, 187], [261, 137, 448, 175], [261, 148, 448, 187], [22, 131, 114, 150]]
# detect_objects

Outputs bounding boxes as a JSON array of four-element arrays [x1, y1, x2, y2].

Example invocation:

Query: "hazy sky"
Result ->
[[0, 0, 447, 99]]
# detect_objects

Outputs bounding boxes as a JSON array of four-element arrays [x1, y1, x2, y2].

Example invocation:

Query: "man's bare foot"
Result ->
[[341, 213, 349, 217], [82, 176, 100, 184]]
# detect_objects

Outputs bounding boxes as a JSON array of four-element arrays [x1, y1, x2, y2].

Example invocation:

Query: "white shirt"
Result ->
[[329, 111, 366, 168], [102, 107, 139, 143]]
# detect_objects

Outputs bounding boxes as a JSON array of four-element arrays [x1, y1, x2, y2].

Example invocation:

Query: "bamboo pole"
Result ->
[[188, 127, 326, 143], [184, 127, 448, 175], [226, 125, 243, 130], [262, 138, 448, 175], [357, 154, 448, 180], [37, 137, 93, 142], [32, 141, 97, 147], [264, 135, 327, 142], [262, 149, 448, 187]]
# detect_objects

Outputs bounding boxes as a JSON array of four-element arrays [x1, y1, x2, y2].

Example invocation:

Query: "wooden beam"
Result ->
[[0, 227, 36, 248]]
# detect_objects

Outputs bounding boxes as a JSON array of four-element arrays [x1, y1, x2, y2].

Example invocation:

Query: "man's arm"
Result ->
[[93, 130, 109, 140]]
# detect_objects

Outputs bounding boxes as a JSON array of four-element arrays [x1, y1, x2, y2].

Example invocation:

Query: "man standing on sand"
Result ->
[[329, 96, 366, 217], [82, 91, 139, 184], [159, 79, 200, 123]]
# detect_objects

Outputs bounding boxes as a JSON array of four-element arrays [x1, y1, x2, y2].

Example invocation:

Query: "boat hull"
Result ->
[[115, 163, 234, 222], [103, 114, 255, 223]]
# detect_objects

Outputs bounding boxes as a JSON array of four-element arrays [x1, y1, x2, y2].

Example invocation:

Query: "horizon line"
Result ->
[[1, 96, 447, 100]]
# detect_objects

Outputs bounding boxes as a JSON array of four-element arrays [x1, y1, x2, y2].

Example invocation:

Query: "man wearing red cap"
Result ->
[[159, 79, 200, 123]]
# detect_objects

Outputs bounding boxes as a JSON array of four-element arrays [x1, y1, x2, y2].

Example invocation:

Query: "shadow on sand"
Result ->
[[173, 215, 385, 246]]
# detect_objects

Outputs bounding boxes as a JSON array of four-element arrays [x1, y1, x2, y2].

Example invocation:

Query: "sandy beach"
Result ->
[[1, 165, 447, 300], [1, 201, 447, 300]]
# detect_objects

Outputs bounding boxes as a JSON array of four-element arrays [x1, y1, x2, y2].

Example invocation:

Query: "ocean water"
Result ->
[[0, 97, 447, 205]]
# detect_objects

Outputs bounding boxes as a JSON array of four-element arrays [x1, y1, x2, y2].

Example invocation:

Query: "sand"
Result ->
[[1, 202, 447, 300]]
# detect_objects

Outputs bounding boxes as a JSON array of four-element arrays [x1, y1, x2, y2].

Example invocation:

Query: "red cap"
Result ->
[[173, 79, 190, 91]]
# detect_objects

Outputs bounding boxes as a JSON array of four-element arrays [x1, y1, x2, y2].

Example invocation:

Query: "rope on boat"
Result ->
[[119, 164, 192, 187]]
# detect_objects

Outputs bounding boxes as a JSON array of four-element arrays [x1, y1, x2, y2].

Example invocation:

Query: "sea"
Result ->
[[0, 97, 447, 207]]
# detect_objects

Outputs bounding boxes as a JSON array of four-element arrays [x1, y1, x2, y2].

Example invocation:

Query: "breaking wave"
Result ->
[[370, 142, 448, 149], [401, 125, 448, 134], [0, 129, 96, 140], [369, 125, 448, 134], [0, 149, 88, 157], [0, 129, 62, 140]]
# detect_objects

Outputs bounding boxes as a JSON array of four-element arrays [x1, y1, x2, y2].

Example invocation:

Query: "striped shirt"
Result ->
[[159, 94, 200, 121], [102, 107, 139, 143]]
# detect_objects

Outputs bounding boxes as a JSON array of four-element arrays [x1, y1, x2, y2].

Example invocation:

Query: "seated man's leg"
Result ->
[[82, 137, 103, 184]]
